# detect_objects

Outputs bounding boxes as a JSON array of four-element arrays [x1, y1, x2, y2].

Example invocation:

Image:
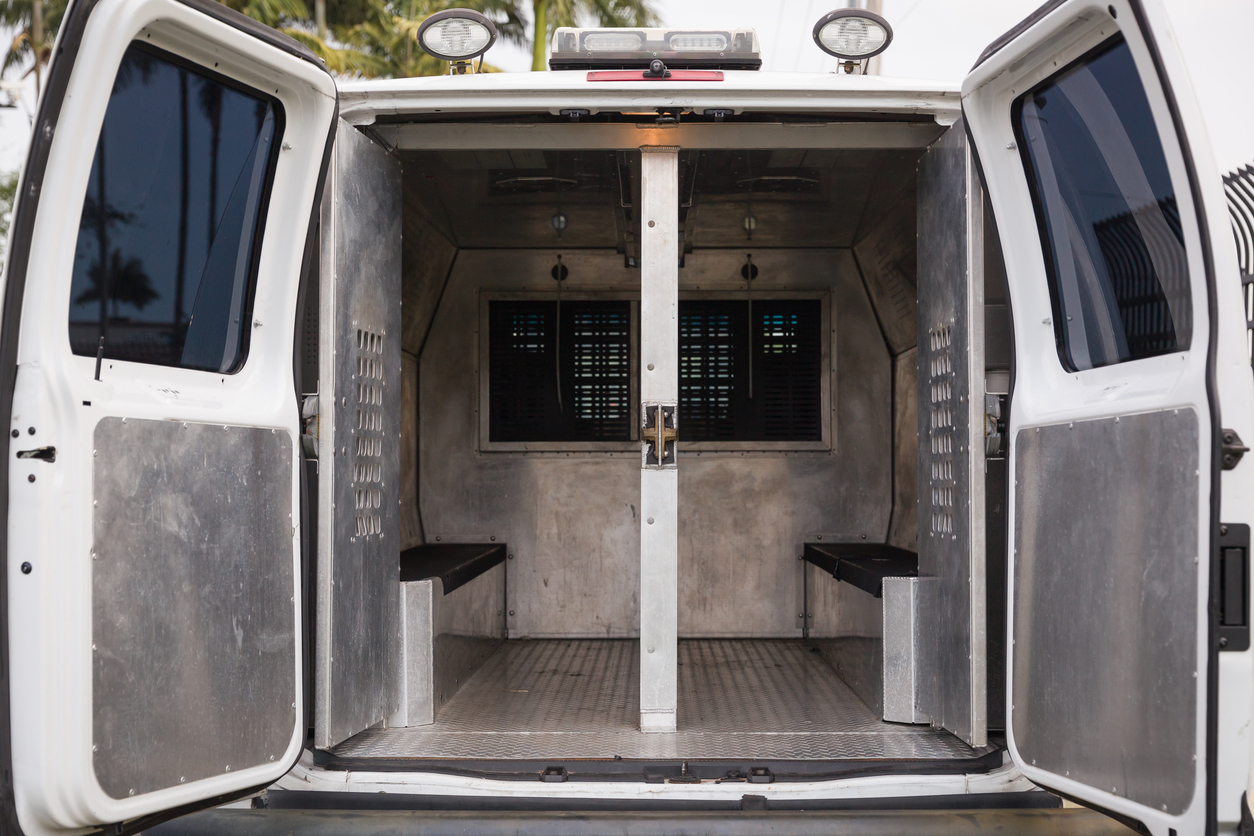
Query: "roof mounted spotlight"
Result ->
[[417, 9, 497, 74], [812, 9, 892, 74]]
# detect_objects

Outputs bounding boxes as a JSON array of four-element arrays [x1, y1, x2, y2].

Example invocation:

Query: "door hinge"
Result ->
[[984, 394, 1007, 459], [1221, 428, 1248, 470], [1219, 523, 1250, 652], [301, 394, 319, 460]]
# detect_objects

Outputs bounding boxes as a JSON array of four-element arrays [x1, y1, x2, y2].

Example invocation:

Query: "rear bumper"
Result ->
[[147, 806, 1130, 836]]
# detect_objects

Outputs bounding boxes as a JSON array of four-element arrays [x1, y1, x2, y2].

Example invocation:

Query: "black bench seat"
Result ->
[[803, 542, 918, 598], [399, 543, 506, 595]]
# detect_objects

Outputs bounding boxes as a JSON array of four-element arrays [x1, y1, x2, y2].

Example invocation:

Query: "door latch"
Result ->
[[16, 446, 56, 463], [641, 402, 677, 469], [301, 394, 319, 460], [1221, 428, 1248, 470], [984, 394, 1007, 459], [1219, 523, 1250, 652]]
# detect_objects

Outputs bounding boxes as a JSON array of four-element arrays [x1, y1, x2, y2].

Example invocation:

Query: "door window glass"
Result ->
[[67, 42, 282, 373], [1015, 36, 1190, 371]]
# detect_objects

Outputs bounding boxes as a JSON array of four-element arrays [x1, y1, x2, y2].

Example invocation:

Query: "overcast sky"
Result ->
[[0, 0, 1248, 175]]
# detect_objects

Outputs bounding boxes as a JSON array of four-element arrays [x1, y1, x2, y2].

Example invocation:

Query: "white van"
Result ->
[[2, 0, 1251, 834]]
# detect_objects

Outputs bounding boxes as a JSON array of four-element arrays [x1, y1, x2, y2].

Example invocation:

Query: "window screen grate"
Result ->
[[679, 301, 738, 441], [679, 299, 821, 442], [489, 301, 631, 442]]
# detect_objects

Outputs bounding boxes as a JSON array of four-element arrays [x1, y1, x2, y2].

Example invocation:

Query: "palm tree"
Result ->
[[0, 0, 68, 97], [528, 0, 659, 71]]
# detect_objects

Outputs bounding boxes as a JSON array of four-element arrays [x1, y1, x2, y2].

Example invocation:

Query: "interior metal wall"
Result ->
[[915, 120, 986, 748], [315, 121, 403, 748], [417, 248, 892, 639]]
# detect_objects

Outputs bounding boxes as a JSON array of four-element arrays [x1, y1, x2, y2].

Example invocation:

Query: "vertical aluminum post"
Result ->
[[639, 146, 679, 733]]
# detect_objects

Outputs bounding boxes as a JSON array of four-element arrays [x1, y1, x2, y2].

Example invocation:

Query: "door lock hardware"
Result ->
[[984, 394, 1007, 459], [1221, 428, 1248, 470], [641, 402, 677, 469], [1218, 523, 1250, 652], [301, 394, 320, 460], [16, 446, 56, 463]]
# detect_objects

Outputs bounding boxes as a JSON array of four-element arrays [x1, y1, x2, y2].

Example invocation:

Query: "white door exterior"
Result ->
[[963, 1, 1253, 833], [2, 0, 336, 832]]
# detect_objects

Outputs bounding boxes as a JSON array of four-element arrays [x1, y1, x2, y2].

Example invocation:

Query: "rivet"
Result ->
[[8, 430, 16, 438], [647, 645, 655, 653], [648, 220, 656, 228], [20, 562, 31, 575], [508, 554, 514, 560], [509, 610, 515, 616], [647, 364, 655, 371], [490, 535, 496, 541], [27, 427, 34, 435], [27, 474, 34, 483], [647, 517, 655, 525]]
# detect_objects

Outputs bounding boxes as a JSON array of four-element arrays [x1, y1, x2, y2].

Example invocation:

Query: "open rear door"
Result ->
[[963, 1, 1253, 834], [1, 0, 337, 832]]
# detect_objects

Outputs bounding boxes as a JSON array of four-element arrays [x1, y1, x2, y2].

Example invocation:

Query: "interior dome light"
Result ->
[[812, 9, 893, 60], [417, 9, 497, 62]]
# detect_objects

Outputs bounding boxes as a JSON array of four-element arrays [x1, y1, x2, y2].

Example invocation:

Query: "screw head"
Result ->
[[20, 562, 31, 575]]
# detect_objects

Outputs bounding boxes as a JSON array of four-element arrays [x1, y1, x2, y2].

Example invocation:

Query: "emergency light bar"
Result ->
[[549, 27, 761, 71]]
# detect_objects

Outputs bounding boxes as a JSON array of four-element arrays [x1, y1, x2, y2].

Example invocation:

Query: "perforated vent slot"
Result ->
[[352, 327, 385, 540], [927, 325, 955, 536]]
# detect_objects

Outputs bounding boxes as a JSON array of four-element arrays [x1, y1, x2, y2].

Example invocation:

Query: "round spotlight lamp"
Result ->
[[812, 9, 893, 61], [417, 9, 497, 64]]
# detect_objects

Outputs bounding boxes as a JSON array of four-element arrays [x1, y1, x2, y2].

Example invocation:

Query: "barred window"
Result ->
[[488, 298, 821, 444], [489, 301, 631, 442], [679, 300, 822, 442]]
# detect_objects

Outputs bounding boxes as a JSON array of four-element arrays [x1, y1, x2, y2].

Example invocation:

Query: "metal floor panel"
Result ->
[[331, 640, 983, 761]]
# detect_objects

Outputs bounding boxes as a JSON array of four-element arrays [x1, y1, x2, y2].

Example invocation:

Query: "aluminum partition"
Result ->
[[638, 146, 680, 732]]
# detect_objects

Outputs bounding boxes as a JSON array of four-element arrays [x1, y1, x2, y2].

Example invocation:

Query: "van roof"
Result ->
[[337, 70, 961, 127]]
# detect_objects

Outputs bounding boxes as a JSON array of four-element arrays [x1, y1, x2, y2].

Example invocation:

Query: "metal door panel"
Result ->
[[315, 120, 403, 749], [915, 119, 987, 748], [1013, 411, 1198, 813], [92, 419, 295, 798]]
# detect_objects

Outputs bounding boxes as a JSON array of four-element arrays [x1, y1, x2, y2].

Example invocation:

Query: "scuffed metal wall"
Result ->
[[417, 249, 892, 639]]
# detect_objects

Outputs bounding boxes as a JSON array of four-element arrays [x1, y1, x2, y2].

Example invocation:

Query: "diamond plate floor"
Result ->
[[332, 640, 983, 762]]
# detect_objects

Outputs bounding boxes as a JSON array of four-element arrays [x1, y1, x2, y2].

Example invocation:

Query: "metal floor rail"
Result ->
[[331, 639, 983, 761]]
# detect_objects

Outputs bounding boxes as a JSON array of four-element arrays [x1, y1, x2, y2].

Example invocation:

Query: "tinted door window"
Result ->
[[1015, 36, 1190, 371], [67, 43, 282, 373]]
